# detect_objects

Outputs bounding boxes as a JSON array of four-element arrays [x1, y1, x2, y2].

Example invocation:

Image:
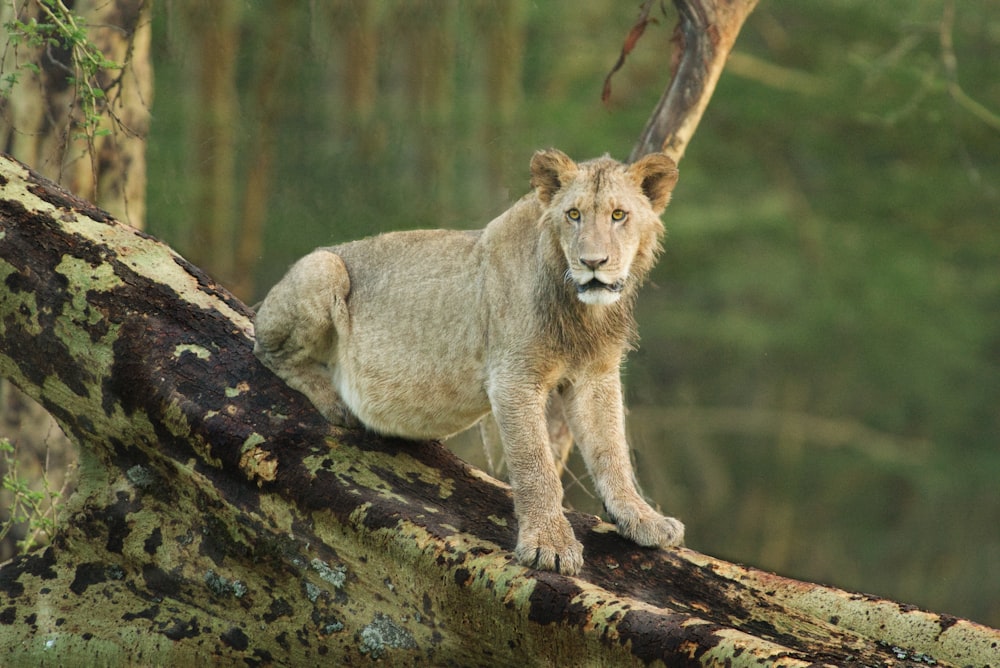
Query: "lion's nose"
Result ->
[[580, 255, 609, 270]]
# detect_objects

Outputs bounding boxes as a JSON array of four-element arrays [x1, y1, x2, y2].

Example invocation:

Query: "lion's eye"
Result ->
[[566, 208, 581, 223], [611, 209, 627, 223]]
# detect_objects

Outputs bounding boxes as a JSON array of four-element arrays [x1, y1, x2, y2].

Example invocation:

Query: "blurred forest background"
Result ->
[[2, 0, 998, 629]]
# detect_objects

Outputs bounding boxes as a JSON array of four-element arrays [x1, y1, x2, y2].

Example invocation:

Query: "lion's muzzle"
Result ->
[[576, 276, 626, 305], [578, 277, 624, 294]]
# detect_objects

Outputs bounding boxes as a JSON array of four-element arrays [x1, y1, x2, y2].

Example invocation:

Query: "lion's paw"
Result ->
[[515, 515, 584, 575], [612, 504, 685, 549]]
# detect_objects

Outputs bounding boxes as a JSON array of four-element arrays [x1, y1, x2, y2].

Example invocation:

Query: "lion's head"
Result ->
[[530, 149, 678, 306]]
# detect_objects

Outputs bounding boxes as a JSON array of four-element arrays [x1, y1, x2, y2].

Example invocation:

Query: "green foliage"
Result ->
[[0, 438, 60, 554], [1, 0, 121, 139]]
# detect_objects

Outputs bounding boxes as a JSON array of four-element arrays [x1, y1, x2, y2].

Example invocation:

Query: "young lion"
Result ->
[[253, 149, 684, 575]]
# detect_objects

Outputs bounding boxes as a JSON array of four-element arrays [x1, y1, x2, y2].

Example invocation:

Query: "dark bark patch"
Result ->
[[249, 648, 275, 665], [0, 572, 24, 599], [453, 568, 472, 587], [0, 547, 58, 599], [935, 613, 959, 636], [263, 597, 294, 624], [23, 545, 58, 579], [526, 572, 585, 625], [289, 431, 518, 557], [101, 491, 140, 554], [0, 606, 16, 625], [617, 608, 720, 666], [70, 561, 108, 595], [122, 605, 160, 622], [173, 252, 252, 318], [142, 563, 182, 598], [315, 614, 345, 636], [161, 616, 201, 641], [582, 528, 752, 623], [144, 526, 163, 555], [25, 177, 113, 224], [0, 266, 86, 397], [221, 625, 250, 651]]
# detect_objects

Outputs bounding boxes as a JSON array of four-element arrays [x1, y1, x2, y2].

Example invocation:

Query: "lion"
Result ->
[[253, 148, 684, 575]]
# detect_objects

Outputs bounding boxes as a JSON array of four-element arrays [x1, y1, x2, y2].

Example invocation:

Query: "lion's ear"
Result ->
[[629, 152, 679, 214], [530, 149, 578, 204]]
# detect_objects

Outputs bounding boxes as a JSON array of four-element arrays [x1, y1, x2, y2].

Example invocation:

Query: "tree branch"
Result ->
[[630, 0, 759, 163], [1, 154, 997, 663]]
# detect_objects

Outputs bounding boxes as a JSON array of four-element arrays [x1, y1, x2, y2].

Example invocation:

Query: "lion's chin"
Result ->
[[576, 279, 624, 306]]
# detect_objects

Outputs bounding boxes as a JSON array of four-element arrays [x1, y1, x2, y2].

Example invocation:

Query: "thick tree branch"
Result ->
[[1, 154, 997, 664], [630, 0, 759, 163]]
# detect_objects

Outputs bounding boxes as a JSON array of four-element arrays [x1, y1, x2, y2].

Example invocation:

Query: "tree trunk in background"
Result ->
[[399, 0, 458, 214], [322, 0, 383, 158], [181, 0, 241, 288], [339, 1, 379, 126], [0, 0, 152, 561], [476, 0, 525, 210], [1, 152, 997, 666], [231, 0, 297, 302]]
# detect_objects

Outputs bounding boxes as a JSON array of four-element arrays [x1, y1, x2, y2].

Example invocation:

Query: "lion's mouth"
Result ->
[[577, 278, 624, 294]]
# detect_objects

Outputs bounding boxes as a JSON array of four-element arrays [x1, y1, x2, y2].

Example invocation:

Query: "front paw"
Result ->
[[514, 514, 584, 575], [611, 504, 685, 549]]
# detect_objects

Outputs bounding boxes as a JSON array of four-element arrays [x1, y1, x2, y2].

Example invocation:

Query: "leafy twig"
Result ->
[[0, 439, 61, 553], [2, 0, 124, 140]]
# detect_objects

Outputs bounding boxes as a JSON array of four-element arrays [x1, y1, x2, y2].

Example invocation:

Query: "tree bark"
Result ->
[[1, 155, 998, 665], [630, 0, 759, 163], [0, 0, 153, 561]]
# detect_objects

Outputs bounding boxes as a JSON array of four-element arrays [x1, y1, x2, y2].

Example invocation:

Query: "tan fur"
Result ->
[[254, 149, 684, 574]]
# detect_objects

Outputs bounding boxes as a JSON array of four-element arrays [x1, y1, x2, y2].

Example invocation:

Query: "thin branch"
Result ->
[[724, 51, 825, 96], [938, 0, 1000, 132]]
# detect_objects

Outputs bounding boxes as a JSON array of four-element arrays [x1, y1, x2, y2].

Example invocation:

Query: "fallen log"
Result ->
[[1, 155, 997, 665]]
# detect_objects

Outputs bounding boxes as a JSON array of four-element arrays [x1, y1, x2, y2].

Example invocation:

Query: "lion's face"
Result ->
[[530, 150, 678, 305]]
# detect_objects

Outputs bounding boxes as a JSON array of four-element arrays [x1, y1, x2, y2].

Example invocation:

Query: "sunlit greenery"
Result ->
[[146, 0, 999, 626]]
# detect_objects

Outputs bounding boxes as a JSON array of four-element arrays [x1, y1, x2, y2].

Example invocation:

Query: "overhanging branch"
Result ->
[[630, 0, 759, 163]]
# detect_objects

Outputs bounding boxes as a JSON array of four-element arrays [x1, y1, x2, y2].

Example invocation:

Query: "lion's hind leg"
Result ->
[[253, 250, 359, 428]]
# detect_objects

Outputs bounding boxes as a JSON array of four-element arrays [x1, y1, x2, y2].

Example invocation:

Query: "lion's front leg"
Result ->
[[489, 380, 584, 575], [564, 374, 685, 550]]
